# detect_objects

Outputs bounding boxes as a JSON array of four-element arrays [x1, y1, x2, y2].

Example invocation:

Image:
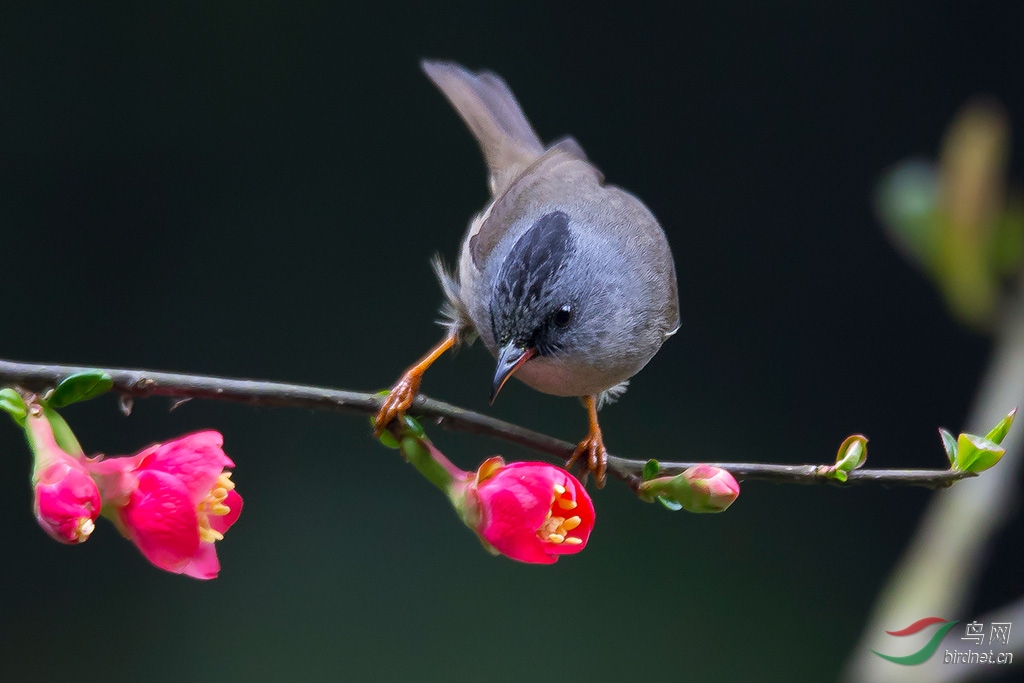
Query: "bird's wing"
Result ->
[[421, 60, 545, 196], [467, 149, 603, 270]]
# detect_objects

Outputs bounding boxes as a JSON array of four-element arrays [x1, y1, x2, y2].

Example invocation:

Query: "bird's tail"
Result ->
[[421, 60, 545, 194]]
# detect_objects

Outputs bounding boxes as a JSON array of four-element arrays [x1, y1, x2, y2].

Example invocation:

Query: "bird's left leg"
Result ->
[[566, 394, 609, 488], [373, 334, 457, 437]]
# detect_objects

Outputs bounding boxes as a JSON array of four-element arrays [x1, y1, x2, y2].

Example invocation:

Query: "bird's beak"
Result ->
[[490, 343, 537, 404]]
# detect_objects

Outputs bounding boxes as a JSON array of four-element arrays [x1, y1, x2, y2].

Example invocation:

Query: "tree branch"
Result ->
[[0, 358, 973, 489]]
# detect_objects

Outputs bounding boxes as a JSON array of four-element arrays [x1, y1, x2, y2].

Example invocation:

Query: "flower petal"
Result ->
[[142, 431, 232, 504], [86, 450, 151, 504], [479, 478, 551, 535], [86, 447, 155, 477], [181, 542, 221, 580], [122, 469, 200, 573], [478, 484, 559, 564]]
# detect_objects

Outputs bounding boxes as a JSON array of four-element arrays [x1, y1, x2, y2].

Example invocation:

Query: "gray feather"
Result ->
[[429, 254, 480, 347], [469, 149, 601, 269], [421, 60, 545, 195]]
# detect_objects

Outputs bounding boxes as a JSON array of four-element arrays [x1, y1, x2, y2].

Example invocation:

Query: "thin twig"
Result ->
[[0, 358, 973, 489]]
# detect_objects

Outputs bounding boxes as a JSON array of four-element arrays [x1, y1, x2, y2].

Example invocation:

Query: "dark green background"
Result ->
[[2, 3, 1021, 681]]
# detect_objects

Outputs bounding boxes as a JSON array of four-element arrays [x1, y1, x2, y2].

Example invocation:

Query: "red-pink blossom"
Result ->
[[88, 430, 242, 579], [464, 458, 595, 564], [26, 412, 101, 544]]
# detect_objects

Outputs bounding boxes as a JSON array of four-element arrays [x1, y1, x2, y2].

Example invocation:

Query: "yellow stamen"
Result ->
[[538, 516, 561, 537], [537, 482, 585, 546], [196, 470, 235, 544], [76, 517, 95, 542]]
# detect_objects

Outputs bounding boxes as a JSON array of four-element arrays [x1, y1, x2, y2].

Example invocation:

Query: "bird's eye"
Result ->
[[554, 304, 573, 328]]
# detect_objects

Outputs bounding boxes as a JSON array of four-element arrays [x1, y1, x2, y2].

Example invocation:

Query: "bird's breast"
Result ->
[[504, 354, 618, 398]]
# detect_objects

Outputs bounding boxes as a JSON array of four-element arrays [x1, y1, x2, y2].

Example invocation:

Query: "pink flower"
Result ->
[[88, 430, 242, 579], [26, 412, 101, 544], [462, 458, 595, 564]]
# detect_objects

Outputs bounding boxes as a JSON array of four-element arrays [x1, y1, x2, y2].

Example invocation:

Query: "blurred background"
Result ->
[[2, 3, 1023, 681]]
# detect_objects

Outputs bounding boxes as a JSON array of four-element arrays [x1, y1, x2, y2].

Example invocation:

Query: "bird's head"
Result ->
[[488, 210, 596, 402]]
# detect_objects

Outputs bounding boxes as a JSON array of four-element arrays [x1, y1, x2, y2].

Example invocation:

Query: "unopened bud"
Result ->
[[26, 411, 100, 543], [34, 460, 101, 544], [640, 464, 740, 513]]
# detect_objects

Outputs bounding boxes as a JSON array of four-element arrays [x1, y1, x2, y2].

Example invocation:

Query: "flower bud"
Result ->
[[640, 464, 739, 513], [34, 460, 102, 543], [682, 464, 740, 512], [25, 412, 100, 544]]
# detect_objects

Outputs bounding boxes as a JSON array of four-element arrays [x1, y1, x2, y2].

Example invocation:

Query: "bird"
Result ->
[[373, 60, 679, 487]]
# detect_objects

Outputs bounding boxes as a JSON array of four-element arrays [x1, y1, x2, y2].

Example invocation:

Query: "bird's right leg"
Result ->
[[373, 334, 457, 437], [566, 394, 609, 488]]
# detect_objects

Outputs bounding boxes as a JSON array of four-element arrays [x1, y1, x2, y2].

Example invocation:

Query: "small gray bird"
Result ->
[[374, 60, 679, 487]]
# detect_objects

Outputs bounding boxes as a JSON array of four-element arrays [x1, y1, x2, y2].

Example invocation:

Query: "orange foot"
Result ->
[[373, 334, 457, 438], [565, 395, 608, 488], [373, 372, 421, 438]]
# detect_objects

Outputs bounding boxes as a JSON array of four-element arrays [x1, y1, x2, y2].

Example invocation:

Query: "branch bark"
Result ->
[[0, 358, 973, 489]]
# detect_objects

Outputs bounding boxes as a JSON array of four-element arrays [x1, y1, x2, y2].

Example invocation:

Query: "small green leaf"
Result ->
[[0, 388, 28, 425], [48, 371, 113, 409], [830, 469, 848, 483], [954, 433, 1005, 472], [642, 459, 661, 481], [378, 430, 400, 449], [657, 496, 683, 511], [938, 428, 959, 465], [368, 416, 400, 449], [984, 408, 1016, 445], [402, 415, 425, 439], [835, 435, 868, 473]]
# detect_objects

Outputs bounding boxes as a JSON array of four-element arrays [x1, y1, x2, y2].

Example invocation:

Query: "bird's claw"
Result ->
[[566, 432, 608, 489], [373, 372, 421, 437], [373, 335, 457, 439]]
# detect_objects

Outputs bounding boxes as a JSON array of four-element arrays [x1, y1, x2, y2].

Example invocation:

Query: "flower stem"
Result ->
[[41, 406, 84, 458], [399, 437, 459, 493]]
